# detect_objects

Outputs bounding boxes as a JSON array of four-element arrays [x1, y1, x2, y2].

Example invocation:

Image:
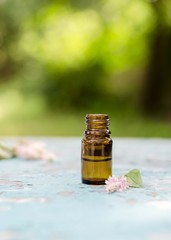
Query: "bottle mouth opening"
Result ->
[[86, 114, 109, 120], [85, 114, 109, 127]]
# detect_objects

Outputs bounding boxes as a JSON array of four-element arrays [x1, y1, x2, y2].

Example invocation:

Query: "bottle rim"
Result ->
[[85, 114, 109, 120]]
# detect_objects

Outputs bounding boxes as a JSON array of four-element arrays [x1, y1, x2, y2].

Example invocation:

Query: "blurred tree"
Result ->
[[1, 0, 163, 114], [43, 62, 107, 110], [142, 0, 171, 116], [0, 1, 19, 80], [0, 0, 48, 82], [18, 0, 151, 111]]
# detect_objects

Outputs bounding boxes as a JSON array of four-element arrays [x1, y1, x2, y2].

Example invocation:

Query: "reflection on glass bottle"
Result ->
[[81, 114, 113, 185]]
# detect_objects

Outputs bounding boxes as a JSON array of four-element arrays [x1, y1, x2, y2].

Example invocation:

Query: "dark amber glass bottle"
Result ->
[[81, 114, 112, 185]]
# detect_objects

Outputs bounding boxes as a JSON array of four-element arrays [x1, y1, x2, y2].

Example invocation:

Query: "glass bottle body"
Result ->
[[81, 114, 112, 185]]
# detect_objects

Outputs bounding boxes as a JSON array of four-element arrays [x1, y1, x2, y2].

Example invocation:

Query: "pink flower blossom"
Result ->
[[13, 140, 56, 161], [105, 176, 129, 193]]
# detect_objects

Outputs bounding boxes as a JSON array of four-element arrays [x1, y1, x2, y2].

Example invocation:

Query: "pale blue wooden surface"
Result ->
[[0, 138, 171, 240]]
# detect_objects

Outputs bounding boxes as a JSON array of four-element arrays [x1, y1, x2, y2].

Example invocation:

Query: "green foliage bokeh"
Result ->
[[0, 0, 171, 137], [0, 0, 155, 110]]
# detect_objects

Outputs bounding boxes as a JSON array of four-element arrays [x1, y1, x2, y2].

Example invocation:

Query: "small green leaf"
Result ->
[[124, 169, 143, 188]]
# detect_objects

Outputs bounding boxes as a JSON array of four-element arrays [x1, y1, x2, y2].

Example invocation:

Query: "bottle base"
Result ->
[[82, 178, 106, 185]]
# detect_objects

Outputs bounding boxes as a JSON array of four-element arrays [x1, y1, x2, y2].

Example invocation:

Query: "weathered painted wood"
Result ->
[[0, 138, 171, 240]]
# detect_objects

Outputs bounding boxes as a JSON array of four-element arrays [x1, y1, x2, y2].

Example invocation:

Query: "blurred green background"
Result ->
[[0, 0, 171, 137]]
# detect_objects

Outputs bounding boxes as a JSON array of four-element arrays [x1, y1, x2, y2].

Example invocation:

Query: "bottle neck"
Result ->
[[84, 114, 111, 139]]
